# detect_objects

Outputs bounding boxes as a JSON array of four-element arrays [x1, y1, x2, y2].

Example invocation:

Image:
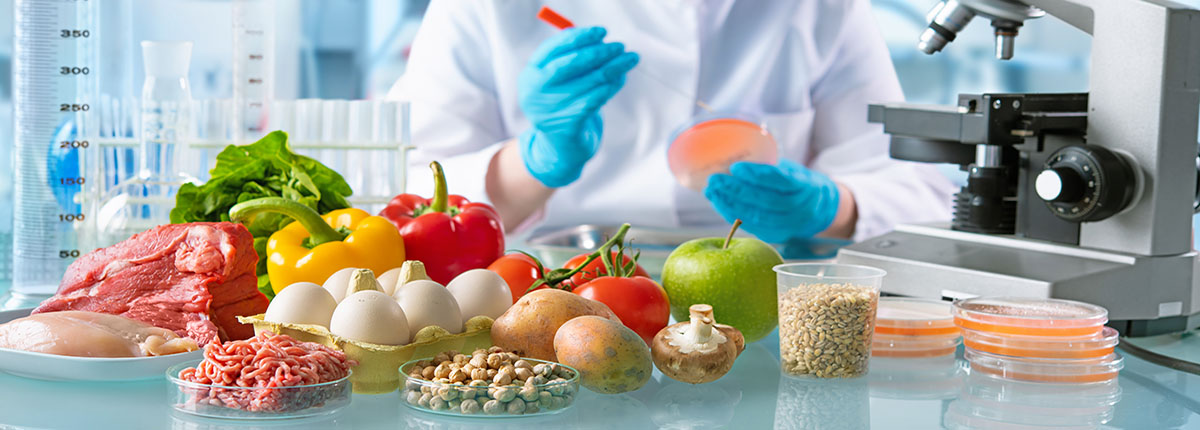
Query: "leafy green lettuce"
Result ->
[[170, 131, 353, 299]]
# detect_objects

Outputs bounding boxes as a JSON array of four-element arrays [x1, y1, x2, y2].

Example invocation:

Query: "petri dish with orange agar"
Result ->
[[668, 114, 778, 192], [961, 326, 1118, 359], [965, 349, 1123, 384], [952, 297, 1107, 337], [876, 298, 958, 336], [872, 334, 962, 358]]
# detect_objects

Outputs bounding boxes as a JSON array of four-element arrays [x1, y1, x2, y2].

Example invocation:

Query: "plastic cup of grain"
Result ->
[[773, 263, 885, 378], [667, 113, 779, 192]]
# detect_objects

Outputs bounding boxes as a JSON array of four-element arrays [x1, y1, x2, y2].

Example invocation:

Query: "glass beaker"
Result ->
[[95, 41, 196, 246], [774, 263, 885, 379]]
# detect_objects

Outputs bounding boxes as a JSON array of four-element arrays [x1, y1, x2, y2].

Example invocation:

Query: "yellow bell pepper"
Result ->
[[230, 197, 406, 294]]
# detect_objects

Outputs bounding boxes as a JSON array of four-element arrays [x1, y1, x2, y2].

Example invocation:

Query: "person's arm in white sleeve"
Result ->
[[396, 1, 552, 232], [807, 0, 957, 241]]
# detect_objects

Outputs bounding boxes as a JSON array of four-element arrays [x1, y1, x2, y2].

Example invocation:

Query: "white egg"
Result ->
[[445, 269, 513, 324], [393, 280, 463, 337], [376, 267, 403, 296], [330, 290, 410, 345], [264, 282, 337, 327], [322, 267, 359, 303]]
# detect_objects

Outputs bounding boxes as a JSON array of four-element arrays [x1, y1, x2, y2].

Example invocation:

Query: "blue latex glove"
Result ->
[[705, 160, 841, 243], [518, 27, 639, 187]]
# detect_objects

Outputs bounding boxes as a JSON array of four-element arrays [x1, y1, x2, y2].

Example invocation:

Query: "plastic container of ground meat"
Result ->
[[167, 360, 352, 419]]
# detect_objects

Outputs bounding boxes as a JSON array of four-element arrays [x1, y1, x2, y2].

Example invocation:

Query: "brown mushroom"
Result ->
[[651, 304, 745, 384]]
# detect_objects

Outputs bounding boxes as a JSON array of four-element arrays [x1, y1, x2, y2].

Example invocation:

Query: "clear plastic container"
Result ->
[[965, 349, 1123, 384], [667, 113, 778, 192], [962, 326, 1119, 359], [399, 357, 579, 417], [774, 263, 885, 378], [953, 297, 1108, 337], [872, 333, 962, 358], [875, 297, 958, 336], [166, 360, 351, 419]]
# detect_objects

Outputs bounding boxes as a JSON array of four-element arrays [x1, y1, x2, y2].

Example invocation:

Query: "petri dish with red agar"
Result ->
[[667, 114, 779, 192]]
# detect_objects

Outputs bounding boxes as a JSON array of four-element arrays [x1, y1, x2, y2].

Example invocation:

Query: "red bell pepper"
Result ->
[[379, 161, 505, 284]]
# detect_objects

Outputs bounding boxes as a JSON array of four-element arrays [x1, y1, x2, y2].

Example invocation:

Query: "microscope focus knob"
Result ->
[[1037, 145, 1137, 222], [1035, 167, 1085, 203]]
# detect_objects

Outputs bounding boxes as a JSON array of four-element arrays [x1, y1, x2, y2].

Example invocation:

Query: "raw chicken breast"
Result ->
[[0, 311, 199, 357]]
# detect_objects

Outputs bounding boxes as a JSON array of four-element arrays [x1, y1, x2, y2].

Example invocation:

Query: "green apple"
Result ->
[[661, 221, 783, 343]]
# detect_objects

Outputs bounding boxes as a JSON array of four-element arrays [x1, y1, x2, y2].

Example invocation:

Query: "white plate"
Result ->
[[0, 308, 204, 381]]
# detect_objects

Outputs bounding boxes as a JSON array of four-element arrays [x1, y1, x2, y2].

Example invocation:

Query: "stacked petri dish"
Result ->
[[872, 298, 961, 358], [954, 297, 1123, 384]]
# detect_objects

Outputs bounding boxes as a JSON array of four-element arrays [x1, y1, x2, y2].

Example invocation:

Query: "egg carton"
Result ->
[[238, 314, 493, 394]]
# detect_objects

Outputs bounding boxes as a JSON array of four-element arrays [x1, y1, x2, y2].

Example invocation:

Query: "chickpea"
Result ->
[[453, 354, 469, 365], [447, 398, 462, 410], [533, 363, 549, 378], [532, 375, 548, 386], [483, 400, 504, 415], [525, 402, 540, 415], [433, 352, 450, 364], [486, 353, 503, 369], [418, 393, 433, 408], [493, 386, 518, 402], [438, 386, 460, 401], [519, 385, 539, 402], [459, 386, 478, 400], [446, 350, 461, 358], [406, 390, 423, 406], [471, 368, 489, 381], [548, 382, 564, 396], [420, 385, 433, 395], [429, 397, 448, 411], [434, 363, 452, 379], [487, 369, 498, 379], [506, 399, 526, 415], [421, 366, 436, 380], [405, 379, 423, 391], [514, 359, 532, 370], [469, 355, 487, 369], [499, 364, 515, 376], [473, 348, 488, 356], [460, 398, 482, 415], [515, 367, 533, 382], [494, 368, 514, 386], [488, 346, 505, 354], [449, 368, 467, 383]]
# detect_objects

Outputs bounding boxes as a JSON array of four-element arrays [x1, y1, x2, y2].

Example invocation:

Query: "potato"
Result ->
[[490, 289, 619, 361], [554, 315, 652, 394]]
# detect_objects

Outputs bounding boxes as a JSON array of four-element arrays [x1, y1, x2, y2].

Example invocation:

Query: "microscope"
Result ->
[[837, 0, 1200, 336]]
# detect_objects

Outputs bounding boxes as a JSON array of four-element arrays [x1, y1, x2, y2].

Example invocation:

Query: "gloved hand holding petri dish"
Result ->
[[667, 114, 779, 192]]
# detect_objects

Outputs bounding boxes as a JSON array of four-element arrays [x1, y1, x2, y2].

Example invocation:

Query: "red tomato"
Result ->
[[487, 253, 546, 303], [562, 251, 649, 288], [573, 276, 670, 345]]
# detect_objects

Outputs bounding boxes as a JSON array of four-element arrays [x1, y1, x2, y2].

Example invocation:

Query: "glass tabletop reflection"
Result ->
[[3, 329, 1200, 429]]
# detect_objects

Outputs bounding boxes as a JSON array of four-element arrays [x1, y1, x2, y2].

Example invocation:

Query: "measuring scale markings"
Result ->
[[12, 0, 97, 299], [232, 0, 273, 143]]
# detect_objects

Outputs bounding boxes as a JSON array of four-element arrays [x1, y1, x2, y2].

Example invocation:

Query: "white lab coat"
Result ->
[[391, 0, 956, 241]]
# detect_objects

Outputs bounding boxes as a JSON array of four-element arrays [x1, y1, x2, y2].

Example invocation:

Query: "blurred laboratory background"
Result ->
[[0, 0, 1197, 287]]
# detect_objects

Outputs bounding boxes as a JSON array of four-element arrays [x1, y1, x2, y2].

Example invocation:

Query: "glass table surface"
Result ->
[[1, 326, 1199, 430]]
